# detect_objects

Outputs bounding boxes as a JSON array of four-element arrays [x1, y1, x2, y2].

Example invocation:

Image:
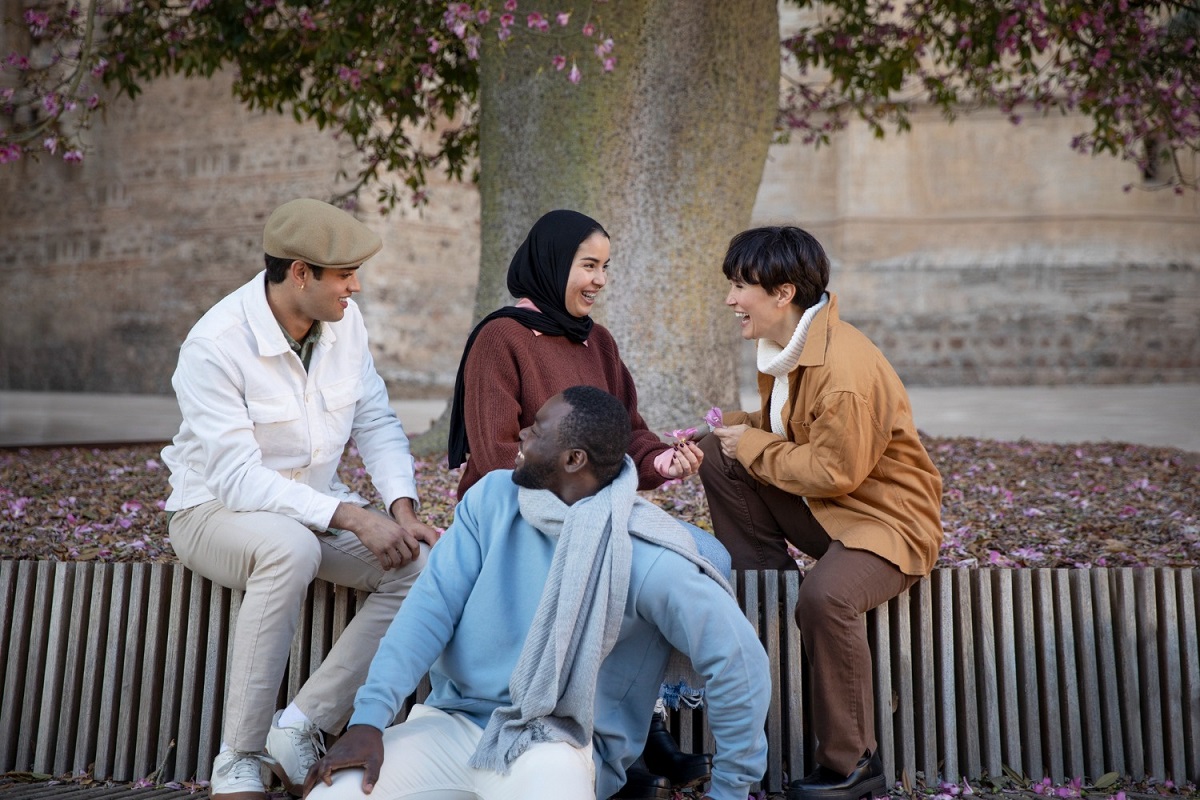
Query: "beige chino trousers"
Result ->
[[169, 500, 427, 752]]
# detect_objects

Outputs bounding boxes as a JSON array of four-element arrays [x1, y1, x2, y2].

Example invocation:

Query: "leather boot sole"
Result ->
[[787, 773, 887, 800]]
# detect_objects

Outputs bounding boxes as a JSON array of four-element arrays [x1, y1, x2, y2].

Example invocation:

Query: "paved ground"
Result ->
[[1, 384, 1197, 453]]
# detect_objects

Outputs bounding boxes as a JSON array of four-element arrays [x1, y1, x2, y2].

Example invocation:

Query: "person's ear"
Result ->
[[773, 283, 796, 306], [562, 448, 589, 475], [289, 259, 308, 289]]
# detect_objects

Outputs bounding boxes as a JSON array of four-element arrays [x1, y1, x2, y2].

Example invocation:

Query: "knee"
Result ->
[[794, 576, 856, 633], [254, 526, 322, 583]]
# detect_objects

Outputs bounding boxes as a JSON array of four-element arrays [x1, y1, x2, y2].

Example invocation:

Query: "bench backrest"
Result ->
[[0, 562, 1196, 791]]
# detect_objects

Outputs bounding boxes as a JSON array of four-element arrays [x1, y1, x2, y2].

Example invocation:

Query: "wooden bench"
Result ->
[[1, 561, 1196, 792]]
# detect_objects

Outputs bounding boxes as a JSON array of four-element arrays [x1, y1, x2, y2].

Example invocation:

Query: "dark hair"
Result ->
[[721, 226, 829, 308], [557, 385, 631, 485], [264, 254, 325, 284]]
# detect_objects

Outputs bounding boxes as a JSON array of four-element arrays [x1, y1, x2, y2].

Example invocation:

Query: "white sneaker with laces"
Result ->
[[265, 709, 326, 795], [210, 748, 268, 799]]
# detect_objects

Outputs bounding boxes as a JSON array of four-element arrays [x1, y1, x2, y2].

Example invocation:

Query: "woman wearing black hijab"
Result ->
[[446, 210, 714, 800], [448, 209, 702, 500]]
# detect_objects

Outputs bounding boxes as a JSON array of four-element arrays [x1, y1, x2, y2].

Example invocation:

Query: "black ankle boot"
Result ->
[[787, 750, 887, 800], [640, 713, 713, 789], [612, 763, 672, 800]]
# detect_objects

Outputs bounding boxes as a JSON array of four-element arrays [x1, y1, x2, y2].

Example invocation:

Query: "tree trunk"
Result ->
[[475, 0, 779, 429]]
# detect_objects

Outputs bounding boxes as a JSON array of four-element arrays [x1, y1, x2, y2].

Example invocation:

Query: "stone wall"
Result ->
[[1, 56, 1197, 396]]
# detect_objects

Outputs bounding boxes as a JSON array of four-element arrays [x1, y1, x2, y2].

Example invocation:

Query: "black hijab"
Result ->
[[447, 210, 608, 468]]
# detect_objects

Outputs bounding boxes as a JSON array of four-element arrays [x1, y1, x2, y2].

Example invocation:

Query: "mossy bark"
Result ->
[[475, 0, 779, 429]]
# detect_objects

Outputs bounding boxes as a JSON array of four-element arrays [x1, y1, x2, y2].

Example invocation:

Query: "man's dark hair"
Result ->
[[557, 385, 631, 485], [264, 254, 325, 284], [721, 226, 829, 308]]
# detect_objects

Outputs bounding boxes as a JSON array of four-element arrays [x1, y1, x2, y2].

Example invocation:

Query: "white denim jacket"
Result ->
[[162, 271, 418, 530]]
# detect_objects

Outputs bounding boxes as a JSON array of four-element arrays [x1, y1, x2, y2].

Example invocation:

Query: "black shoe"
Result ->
[[641, 713, 713, 789], [787, 750, 887, 800], [612, 764, 672, 800]]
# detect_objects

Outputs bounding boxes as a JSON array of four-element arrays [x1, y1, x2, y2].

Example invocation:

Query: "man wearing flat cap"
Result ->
[[162, 198, 440, 800]]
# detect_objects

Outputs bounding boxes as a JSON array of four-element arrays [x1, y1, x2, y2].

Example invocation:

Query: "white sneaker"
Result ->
[[265, 709, 326, 795], [210, 748, 268, 799]]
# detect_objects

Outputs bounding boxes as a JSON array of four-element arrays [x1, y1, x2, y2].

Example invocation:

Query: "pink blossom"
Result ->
[[298, 9, 317, 30], [568, 63, 581, 84], [556, 12, 570, 26], [668, 427, 698, 444], [504, 0, 517, 10], [552, 55, 567, 71], [526, 13, 548, 32], [704, 407, 724, 428], [476, 9, 491, 24], [602, 57, 616, 72], [188, 0, 211, 10], [0, 144, 22, 164], [499, 13, 514, 27], [582, 22, 595, 37], [62, 150, 83, 163], [43, 136, 58, 154]]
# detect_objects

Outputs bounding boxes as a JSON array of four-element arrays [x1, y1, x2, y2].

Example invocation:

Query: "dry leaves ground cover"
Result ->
[[1, 438, 1198, 798], [1, 437, 1197, 567]]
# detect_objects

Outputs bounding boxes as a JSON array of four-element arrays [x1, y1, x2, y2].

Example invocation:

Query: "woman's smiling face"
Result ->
[[563, 231, 610, 318]]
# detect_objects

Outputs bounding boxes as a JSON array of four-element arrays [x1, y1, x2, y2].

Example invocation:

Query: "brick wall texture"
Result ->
[[1, 70, 1197, 396]]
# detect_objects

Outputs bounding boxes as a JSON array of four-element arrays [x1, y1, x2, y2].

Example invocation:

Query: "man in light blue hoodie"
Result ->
[[303, 386, 770, 800]]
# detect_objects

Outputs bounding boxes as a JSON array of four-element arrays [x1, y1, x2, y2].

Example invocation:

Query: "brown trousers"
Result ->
[[698, 433, 918, 775]]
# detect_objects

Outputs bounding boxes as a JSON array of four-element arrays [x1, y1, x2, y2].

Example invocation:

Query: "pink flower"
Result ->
[[668, 427, 698, 445], [63, 150, 83, 163], [556, 12, 570, 26], [552, 54, 566, 71], [526, 12, 548, 32], [43, 136, 58, 154], [504, 0, 517, 10], [602, 56, 615, 72], [499, 13, 514, 27], [582, 22, 595, 36], [476, 9, 490, 24], [427, 37, 440, 54], [0, 144, 22, 164], [704, 407, 724, 428], [568, 63, 581, 84]]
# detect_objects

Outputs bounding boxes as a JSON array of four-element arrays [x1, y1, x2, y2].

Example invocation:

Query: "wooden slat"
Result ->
[[1033, 569, 1063, 781], [912, 578, 938, 783], [1135, 569, 1166, 780], [197, 585, 232, 780], [1154, 569, 1185, 779], [783, 570, 804, 782], [993, 570, 1023, 776], [173, 573, 209, 781], [951, 569, 980, 780], [34, 562, 74, 770], [73, 563, 113, 774], [1051, 570, 1085, 780], [972, 569, 1002, 779], [113, 563, 149, 780], [15, 562, 53, 770], [134, 564, 172, 779], [0, 560, 18, 770], [1066, 570, 1103, 779], [740, 569, 764, 792], [870, 589, 894, 785], [93, 563, 131, 779], [1111, 569, 1146, 780], [1012, 570, 1043, 778], [932, 571, 960, 782], [156, 565, 192, 781], [54, 562, 93, 774], [1090, 568, 1125, 775], [762, 571, 784, 790], [891, 588, 917, 785], [1180, 569, 1200, 781]]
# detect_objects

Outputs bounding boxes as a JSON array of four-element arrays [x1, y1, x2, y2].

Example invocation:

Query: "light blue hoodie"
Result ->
[[350, 469, 770, 800]]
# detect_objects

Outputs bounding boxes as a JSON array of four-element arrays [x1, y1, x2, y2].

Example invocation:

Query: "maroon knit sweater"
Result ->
[[457, 317, 669, 498]]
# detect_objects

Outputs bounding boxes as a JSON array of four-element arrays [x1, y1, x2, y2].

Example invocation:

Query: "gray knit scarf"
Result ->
[[468, 457, 733, 774]]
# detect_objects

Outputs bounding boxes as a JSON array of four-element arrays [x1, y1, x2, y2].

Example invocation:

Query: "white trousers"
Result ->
[[308, 705, 596, 800], [169, 499, 427, 751]]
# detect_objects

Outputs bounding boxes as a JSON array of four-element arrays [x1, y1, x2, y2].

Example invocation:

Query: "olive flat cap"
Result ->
[[263, 198, 383, 268]]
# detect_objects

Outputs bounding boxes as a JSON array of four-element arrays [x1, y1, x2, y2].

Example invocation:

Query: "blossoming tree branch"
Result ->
[[1, 0, 1198, 201]]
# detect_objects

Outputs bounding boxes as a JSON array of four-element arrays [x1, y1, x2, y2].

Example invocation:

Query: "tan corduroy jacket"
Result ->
[[726, 293, 944, 576]]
